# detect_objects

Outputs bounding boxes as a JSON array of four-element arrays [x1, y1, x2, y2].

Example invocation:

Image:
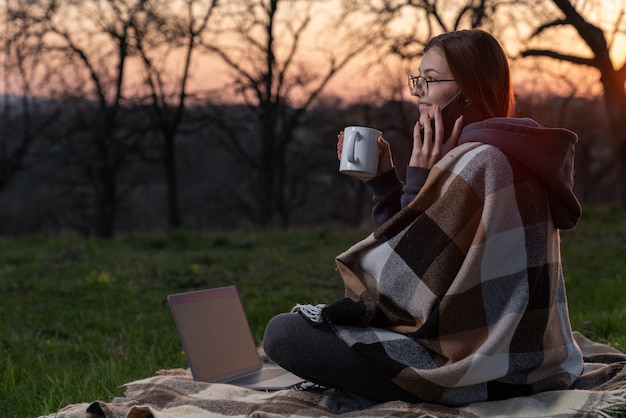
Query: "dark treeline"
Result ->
[[3, 0, 626, 237], [0, 93, 619, 237]]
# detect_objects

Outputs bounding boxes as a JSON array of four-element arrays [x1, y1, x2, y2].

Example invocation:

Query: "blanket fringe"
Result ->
[[598, 364, 626, 392], [591, 387, 626, 418], [291, 303, 326, 324]]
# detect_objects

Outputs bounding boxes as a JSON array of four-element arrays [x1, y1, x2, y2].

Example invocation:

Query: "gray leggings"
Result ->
[[262, 312, 420, 402]]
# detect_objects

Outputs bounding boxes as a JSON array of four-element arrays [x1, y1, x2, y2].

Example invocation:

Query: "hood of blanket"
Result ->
[[459, 117, 581, 230]]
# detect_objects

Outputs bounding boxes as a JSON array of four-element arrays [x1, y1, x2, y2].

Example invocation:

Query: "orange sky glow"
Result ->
[[178, 0, 625, 105], [2, 0, 624, 106]]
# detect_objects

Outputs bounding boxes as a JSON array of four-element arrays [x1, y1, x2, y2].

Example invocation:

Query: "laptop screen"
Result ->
[[168, 286, 262, 382]]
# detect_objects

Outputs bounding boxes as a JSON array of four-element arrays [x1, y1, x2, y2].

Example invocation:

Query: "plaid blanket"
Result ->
[[332, 141, 585, 405], [42, 333, 626, 418]]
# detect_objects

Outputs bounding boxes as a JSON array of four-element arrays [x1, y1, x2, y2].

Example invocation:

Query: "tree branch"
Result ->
[[520, 49, 597, 68], [529, 19, 568, 37]]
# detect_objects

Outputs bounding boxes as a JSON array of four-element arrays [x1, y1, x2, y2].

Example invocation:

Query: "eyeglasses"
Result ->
[[408, 75, 455, 97]]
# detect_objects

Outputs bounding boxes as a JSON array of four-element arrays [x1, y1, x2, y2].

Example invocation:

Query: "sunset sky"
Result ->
[[2, 0, 624, 104], [180, 0, 624, 105]]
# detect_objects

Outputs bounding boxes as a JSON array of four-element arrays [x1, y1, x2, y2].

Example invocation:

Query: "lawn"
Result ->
[[1, 206, 625, 417]]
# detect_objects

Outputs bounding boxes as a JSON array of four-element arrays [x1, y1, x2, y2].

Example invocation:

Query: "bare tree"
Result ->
[[132, 0, 219, 230], [40, 0, 150, 237], [347, 0, 510, 61], [0, 1, 60, 195], [520, 0, 626, 204], [200, 0, 377, 228]]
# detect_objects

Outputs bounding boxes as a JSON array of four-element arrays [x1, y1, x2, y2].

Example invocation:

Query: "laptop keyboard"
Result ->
[[228, 367, 287, 385]]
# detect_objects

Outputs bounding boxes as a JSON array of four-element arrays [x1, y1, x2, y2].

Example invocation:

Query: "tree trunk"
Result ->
[[164, 131, 182, 229], [93, 165, 117, 238]]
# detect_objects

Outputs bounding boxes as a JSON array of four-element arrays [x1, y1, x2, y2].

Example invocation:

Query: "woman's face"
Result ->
[[412, 47, 459, 118]]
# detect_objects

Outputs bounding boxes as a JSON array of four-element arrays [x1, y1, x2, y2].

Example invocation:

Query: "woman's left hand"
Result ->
[[410, 105, 463, 169], [337, 132, 395, 181]]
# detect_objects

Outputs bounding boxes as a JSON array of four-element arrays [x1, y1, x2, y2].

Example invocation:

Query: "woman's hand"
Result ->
[[337, 131, 394, 181], [410, 105, 463, 169]]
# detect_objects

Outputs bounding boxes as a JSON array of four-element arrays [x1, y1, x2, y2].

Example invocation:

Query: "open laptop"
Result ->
[[167, 286, 304, 390]]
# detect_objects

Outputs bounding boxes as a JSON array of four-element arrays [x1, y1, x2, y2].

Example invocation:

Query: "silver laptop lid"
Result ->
[[168, 286, 262, 382]]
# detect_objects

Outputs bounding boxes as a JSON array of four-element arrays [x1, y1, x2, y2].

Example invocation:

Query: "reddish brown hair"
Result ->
[[424, 30, 516, 118]]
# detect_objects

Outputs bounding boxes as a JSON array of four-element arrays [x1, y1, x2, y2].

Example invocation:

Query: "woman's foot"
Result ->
[[325, 390, 379, 413]]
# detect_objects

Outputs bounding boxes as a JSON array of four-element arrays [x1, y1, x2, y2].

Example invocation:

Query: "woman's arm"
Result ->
[[367, 169, 403, 228], [337, 108, 461, 228], [367, 166, 430, 228]]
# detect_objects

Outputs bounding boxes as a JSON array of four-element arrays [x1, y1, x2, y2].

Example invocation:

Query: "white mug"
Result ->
[[339, 126, 381, 178]]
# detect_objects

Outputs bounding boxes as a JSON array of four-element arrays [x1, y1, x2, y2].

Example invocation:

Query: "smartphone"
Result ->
[[420, 91, 483, 142]]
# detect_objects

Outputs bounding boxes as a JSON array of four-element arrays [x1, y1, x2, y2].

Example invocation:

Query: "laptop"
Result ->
[[167, 286, 304, 390]]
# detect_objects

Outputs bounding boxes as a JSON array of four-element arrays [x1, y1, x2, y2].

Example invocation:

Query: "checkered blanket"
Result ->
[[332, 142, 585, 405], [42, 333, 626, 418]]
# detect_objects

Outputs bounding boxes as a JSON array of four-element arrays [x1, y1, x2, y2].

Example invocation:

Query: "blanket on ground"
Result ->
[[331, 141, 584, 405], [42, 333, 626, 418]]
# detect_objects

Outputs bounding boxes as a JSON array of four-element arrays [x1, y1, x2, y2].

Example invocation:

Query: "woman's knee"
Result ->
[[262, 312, 301, 361]]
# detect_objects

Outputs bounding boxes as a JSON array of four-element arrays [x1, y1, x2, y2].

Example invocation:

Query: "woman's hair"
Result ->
[[424, 29, 515, 118]]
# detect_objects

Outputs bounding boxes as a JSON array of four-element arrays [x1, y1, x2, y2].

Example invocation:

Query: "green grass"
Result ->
[[1, 207, 625, 417], [0, 228, 365, 417], [561, 206, 626, 352]]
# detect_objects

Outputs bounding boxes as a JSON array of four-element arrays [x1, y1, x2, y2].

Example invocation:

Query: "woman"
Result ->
[[263, 29, 583, 408]]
